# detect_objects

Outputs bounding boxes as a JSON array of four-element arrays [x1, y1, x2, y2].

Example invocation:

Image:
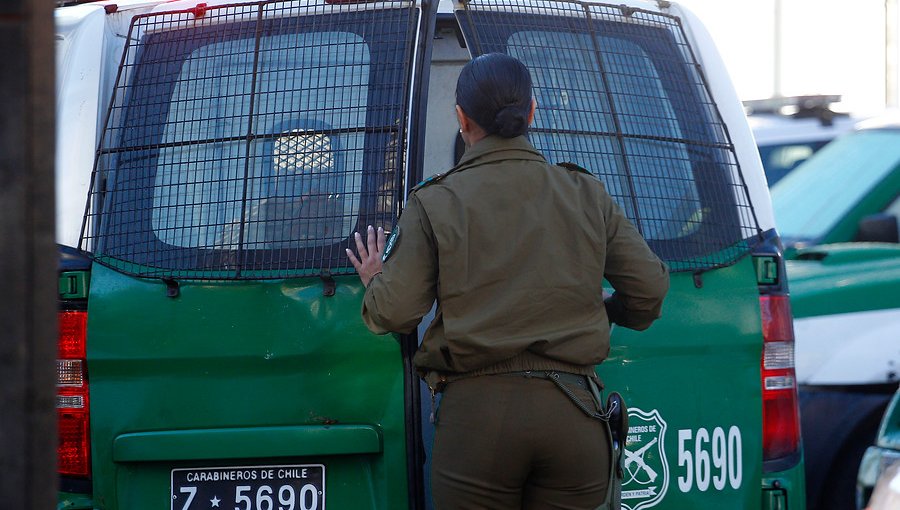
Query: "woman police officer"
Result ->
[[347, 53, 669, 509]]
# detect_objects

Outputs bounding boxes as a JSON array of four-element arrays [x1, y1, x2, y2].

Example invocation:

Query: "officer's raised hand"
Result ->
[[346, 225, 386, 286]]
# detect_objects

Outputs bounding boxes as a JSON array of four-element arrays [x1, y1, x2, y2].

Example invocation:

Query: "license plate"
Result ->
[[171, 464, 325, 510]]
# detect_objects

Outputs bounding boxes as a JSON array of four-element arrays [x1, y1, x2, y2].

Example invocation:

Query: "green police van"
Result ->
[[55, 0, 806, 508], [770, 117, 900, 510]]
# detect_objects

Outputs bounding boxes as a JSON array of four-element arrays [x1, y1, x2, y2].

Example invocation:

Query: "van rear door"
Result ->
[[80, 1, 428, 508], [449, 1, 776, 508]]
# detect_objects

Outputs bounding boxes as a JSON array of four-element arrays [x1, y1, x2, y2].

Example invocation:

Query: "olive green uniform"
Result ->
[[362, 135, 669, 509]]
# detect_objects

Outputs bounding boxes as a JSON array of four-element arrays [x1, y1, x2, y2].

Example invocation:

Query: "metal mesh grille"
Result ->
[[457, 0, 761, 272], [80, 0, 418, 279]]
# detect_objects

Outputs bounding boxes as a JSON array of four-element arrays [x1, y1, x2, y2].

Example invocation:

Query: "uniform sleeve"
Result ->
[[361, 193, 438, 335], [601, 192, 670, 331]]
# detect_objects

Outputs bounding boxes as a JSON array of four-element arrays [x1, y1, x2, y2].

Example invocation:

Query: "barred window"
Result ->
[[83, 0, 759, 279], [82, 3, 417, 279], [151, 31, 369, 250], [457, 1, 761, 271]]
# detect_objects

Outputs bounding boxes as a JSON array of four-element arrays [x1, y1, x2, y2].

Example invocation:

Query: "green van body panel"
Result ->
[[85, 263, 409, 509], [600, 258, 767, 510], [787, 244, 900, 319], [79, 253, 779, 509]]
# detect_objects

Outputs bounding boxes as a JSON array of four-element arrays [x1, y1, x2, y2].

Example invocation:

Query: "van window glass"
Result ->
[[82, 5, 416, 279], [508, 30, 700, 241], [772, 129, 900, 243], [457, 5, 760, 272], [152, 31, 368, 250]]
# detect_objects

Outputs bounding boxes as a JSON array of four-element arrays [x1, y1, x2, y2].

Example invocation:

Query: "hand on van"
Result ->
[[347, 225, 386, 287]]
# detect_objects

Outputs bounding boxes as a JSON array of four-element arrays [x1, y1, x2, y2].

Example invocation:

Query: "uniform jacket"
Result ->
[[362, 135, 669, 385]]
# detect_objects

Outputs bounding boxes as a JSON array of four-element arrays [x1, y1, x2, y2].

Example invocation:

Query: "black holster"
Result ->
[[588, 379, 627, 510]]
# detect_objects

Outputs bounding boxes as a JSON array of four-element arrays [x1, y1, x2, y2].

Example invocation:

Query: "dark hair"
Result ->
[[456, 53, 533, 138]]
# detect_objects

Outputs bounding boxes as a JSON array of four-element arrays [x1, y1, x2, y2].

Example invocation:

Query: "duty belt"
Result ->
[[503, 370, 618, 422], [502, 370, 592, 391]]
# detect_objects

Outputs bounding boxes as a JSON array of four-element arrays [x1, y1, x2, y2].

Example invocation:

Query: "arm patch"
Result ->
[[382, 226, 401, 262]]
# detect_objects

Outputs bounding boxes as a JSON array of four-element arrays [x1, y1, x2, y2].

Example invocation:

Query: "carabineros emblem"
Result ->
[[622, 408, 670, 510]]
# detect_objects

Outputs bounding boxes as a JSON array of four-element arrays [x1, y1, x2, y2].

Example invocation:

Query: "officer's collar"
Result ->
[[454, 135, 547, 169]]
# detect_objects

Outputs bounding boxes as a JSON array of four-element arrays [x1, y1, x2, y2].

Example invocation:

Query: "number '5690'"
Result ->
[[234, 485, 320, 510], [677, 426, 743, 492]]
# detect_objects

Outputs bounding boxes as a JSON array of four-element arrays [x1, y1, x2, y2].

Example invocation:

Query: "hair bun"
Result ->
[[456, 53, 533, 138], [493, 105, 528, 138]]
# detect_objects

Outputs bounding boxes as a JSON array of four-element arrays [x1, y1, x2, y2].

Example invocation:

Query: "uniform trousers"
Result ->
[[431, 374, 611, 510]]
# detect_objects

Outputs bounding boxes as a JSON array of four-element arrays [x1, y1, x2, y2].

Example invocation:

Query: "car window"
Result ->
[[772, 130, 900, 244], [759, 141, 828, 186], [83, 7, 416, 278], [458, 6, 759, 272]]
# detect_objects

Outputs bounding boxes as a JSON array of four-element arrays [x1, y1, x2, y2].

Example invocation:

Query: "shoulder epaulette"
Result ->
[[412, 157, 489, 193], [557, 162, 594, 176], [412, 161, 471, 192], [411, 172, 447, 192]]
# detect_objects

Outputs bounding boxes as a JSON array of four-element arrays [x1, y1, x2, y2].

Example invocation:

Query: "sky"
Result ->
[[677, 0, 893, 115]]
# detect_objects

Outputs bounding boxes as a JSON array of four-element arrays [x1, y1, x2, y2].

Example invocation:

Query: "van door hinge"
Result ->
[[692, 271, 703, 288], [320, 271, 336, 297], [162, 278, 180, 298]]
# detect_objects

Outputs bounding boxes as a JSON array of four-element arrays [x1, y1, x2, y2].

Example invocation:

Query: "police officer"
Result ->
[[346, 53, 669, 509]]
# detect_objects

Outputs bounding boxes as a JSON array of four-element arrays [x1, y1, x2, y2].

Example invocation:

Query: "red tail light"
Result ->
[[58, 311, 91, 477], [759, 295, 801, 461]]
